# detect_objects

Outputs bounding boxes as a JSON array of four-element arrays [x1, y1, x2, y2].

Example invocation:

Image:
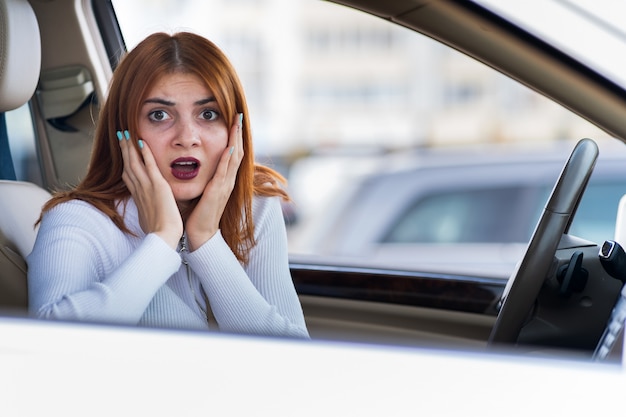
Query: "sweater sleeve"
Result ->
[[186, 196, 309, 339], [27, 201, 181, 324]]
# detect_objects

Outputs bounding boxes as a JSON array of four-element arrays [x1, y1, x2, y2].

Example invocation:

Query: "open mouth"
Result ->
[[171, 157, 200, 180]]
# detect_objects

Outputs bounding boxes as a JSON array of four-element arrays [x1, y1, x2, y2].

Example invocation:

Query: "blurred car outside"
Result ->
[[287, 139, 626, 279]]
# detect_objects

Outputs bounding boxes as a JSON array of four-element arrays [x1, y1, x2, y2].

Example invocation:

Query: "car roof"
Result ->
[[347, 139, 626, 186]]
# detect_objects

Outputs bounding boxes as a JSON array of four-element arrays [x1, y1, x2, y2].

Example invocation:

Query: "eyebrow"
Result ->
[[194, 97, 217, 106], [142, 97, 216, 106]]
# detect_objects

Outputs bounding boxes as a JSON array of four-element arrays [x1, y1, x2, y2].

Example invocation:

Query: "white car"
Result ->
[[0, 0, 625, 414]]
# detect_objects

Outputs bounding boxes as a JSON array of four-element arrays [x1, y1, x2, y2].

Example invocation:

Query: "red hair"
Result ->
[[39, 32, 288, 264]]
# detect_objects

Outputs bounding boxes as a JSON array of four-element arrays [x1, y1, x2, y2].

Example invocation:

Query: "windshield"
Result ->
[[474, 0, 626, 88]]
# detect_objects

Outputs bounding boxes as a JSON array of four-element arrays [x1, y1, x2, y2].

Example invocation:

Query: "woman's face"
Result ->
[[137, 72, 229, 207]]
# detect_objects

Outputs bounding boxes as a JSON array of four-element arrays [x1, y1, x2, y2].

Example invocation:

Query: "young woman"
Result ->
[[27, 32, 309, 339]]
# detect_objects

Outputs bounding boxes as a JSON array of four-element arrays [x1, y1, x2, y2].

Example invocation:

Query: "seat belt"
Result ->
[[0, 113, 17, 181]]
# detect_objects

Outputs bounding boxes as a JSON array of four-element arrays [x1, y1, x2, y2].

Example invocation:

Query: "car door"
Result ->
[[14, 0, 625, 353]]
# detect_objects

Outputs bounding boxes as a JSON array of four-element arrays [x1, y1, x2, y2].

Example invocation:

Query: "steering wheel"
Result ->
[[488, 138, 598, 345]]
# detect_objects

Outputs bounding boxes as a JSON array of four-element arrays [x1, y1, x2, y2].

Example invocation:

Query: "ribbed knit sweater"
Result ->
[[27, 196, 309, 339]]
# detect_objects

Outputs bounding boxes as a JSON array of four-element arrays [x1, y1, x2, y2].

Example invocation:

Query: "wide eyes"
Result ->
[[201, 109, 219, 121], [149, 109, 171, 122], [147, 109, 219, 122]]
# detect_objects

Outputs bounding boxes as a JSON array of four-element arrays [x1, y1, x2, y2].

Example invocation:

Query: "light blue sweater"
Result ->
[[27, 196, 309, 339]]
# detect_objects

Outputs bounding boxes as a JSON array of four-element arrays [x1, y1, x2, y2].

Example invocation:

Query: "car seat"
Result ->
[[0, 0, 51, 311]]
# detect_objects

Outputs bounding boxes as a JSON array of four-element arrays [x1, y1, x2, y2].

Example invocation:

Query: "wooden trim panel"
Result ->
[[290, 263, 505, 315]]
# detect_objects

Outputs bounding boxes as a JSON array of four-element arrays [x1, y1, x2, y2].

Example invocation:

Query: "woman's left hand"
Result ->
[[185, 113, 244, 251]]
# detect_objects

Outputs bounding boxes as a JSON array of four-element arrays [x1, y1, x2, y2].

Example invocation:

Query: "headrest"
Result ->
[[0, 0, 41, 112]]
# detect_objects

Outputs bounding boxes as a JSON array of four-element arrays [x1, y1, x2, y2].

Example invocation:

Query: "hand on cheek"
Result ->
[[118, 130, 183, 249], [186, 113, 244, 250]]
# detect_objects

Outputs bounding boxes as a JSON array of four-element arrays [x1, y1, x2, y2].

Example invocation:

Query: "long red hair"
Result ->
[[39, 32, 288, 264]]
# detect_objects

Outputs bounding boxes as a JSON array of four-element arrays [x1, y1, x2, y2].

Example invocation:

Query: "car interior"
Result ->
[[0, 0, 51, 310], [1, 0, 625, 364]]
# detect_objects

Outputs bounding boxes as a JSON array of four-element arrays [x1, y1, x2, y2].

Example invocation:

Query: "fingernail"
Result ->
[[116, 131, 123, 141], [239, 113, 243, 125], [124, 130, 130, 140], [229, 146, 234, 155], [138, 139, 144, 149]]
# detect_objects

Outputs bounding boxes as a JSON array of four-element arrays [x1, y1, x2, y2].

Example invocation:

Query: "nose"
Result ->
[[173, 121, 201, 148]]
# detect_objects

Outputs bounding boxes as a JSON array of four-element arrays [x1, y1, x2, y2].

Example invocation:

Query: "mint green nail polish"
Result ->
[[124, 130, 130, 140], [116, 131, 123, 141], [239, 113, 243, 126], [138, 140, 144, 149], [229, 146, 234, 155]]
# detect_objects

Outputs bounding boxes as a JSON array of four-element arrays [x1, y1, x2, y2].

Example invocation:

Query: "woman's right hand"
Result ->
[[118, 130, 183, 249]]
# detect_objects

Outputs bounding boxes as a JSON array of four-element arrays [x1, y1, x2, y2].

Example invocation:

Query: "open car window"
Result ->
[[111, 0, 623, 279]]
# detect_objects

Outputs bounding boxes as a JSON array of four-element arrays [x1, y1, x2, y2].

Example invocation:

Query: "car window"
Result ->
[[5, 104, 42, 186], [383, 187, 533, 244], [111, 0, 616, 276], [570, 182, 626, 243], [382, 181, 626, 246]]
